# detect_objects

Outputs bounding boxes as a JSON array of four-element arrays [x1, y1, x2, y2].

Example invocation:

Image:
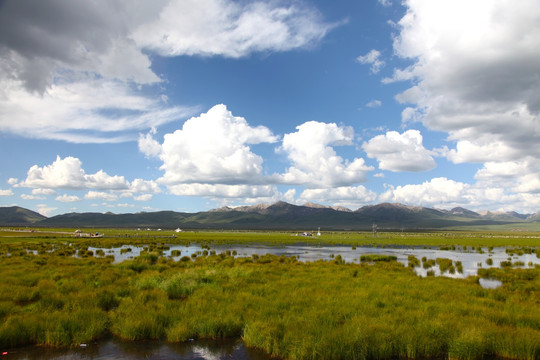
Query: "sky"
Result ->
[[1, 0, 540, 216]]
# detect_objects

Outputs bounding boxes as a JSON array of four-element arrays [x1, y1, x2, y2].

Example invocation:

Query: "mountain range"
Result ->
[[1, 202, 540, 231]]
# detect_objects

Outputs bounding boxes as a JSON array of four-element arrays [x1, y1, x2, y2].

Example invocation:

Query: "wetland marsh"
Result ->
[[0, 229, 539, 359]]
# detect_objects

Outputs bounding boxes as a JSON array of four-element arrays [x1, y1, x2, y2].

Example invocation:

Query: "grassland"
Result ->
[[3, 227, 540, 247], [0, 229, 539, 359]]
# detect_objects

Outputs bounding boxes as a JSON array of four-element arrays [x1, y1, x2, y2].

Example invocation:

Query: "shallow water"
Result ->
[[2, 338, 273, 360], [89, 243, 539, 286]]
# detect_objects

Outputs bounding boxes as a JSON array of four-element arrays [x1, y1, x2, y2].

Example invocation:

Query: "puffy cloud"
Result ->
[[390, 0, 540, 164], [129, 179, 161, 194], [84, 191, 119, 202], [378, 177, 540, 212], [168, 183, 279, 199], [55, 194, 80, 203], [514, 174, 540, 194], [0, 189, 14, 196], [379, 177, 478, 208], [380, 177, 470, 207], [32, 188, 56, 196], [475, 159, 540, 194], [362, 130, 436, 172], [134, 194, 153, 201], [446, 139, 519, 164], [357, 49, 385, 74], [21, 194, 44, 200], [475, 161, 531, 183], [158, 104, 277, 185], [383, 0, 540, 212], [279, 121, 373, 187], [138, 132, 162, 158], [22, 156, 129, 190], [7, 178, 18, 185], [133, 0, 336, 58]]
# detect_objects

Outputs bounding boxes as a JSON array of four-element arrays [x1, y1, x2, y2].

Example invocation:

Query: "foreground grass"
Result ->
[[0, 246, 539, 359]]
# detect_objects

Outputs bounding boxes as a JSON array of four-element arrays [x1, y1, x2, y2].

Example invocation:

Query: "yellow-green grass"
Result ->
[[0, 248, 539, 359], [3, 227, 540, 248]]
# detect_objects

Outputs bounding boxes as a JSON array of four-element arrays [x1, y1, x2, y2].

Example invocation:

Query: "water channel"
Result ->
[[2, 338, 272, 360]]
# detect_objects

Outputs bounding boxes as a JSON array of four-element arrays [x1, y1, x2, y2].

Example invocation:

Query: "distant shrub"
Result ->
[[408, 255, 420, 268], [360, 254, 397, 262]]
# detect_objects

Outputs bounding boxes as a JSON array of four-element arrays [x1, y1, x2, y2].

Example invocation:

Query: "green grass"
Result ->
[[0, 229, 539, 359], [3, 227, 540, 247], [360, 254, 397, 262]]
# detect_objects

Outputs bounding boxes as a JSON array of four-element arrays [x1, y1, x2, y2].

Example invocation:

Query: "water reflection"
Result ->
[[89, 243, 539, 285], [478, 278, 503, 289], [3, 338, 272, 360]]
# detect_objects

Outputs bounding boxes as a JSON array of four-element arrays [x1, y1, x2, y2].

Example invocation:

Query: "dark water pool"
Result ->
[[1, 338, 273, 360]]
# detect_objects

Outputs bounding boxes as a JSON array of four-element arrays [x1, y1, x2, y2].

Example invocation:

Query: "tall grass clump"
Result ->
[[360, 254, 397, 262], [408, 255, 420, 268]]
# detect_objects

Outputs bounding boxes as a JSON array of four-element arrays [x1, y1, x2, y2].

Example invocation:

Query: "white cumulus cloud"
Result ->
[[362, 130, 436, 172], [133, 194, 153, 202], [168, 183, 279, 200], [390, 0, 540, 166], [55, 194, 80, 203], [380, 177, 469, 207], [0, 189, 14, 196], [279, 121, 373, 188], [382, 0, 540, 211], [138, 132, 162, 158], [22, 156, 129, 190], [158, 104, 278, 185], [32, 188, 57, 196], [84, 191, 119, 202]]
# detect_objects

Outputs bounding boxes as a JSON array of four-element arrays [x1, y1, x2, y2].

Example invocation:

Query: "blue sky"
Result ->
[[1, 0, 540, 216]]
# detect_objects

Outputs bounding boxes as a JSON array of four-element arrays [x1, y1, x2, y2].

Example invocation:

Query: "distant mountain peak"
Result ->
[[332, 206, 352, 212], [3, 203, 538, 230], [303, 202, 330, 209], [0, 206, 47, 225], [449, 207, 480, 217]]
